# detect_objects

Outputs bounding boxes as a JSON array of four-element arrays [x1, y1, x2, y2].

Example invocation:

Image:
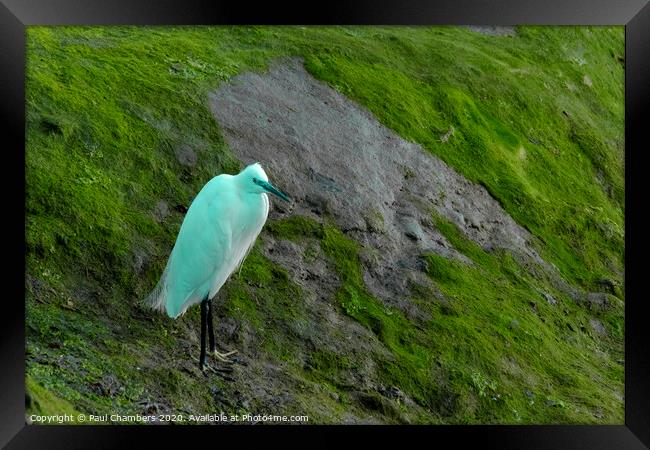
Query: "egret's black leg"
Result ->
[[199, 299, 208, 370], [206, 295, 238, 364], [207, 297, 216, 353]]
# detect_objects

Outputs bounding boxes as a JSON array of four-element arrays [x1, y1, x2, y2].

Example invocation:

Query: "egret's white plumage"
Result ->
[[145, 162, 285, 319]]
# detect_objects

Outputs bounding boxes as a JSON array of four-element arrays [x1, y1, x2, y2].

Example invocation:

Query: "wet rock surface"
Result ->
[[175, 144, 198, 167], [465, 26, 517, 37], [208, 58, 549, 309]]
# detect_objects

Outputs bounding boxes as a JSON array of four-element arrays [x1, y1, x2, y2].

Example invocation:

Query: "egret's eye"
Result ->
[[252, 177, 258, 183]]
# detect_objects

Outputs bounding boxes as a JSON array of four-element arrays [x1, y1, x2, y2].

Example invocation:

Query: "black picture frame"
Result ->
[[2, 1, 648, 448]]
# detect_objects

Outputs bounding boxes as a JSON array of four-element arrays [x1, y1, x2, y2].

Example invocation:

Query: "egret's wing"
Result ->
[[209, 191, 269, 297], [145, 177, 233, 318], [234, 192, 269, 275]]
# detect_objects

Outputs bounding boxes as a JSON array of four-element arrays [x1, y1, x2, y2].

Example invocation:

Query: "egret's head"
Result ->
[[240, 163, 291, 202]]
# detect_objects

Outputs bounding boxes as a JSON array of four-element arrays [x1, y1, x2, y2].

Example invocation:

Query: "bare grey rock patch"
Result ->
[[153, 200, 170, 222], [589, 318, 607, 336], [175, 144, 198, 167], [207, 58, 549, 308], [465, 26, 517, 37]]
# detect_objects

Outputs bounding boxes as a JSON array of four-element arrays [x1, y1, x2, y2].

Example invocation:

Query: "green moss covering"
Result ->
[[26, 376, 87, 424], [26, 25, 623, 424]]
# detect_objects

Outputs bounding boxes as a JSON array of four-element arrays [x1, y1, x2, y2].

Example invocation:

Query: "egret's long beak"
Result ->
[[256, 179, 291, 202]]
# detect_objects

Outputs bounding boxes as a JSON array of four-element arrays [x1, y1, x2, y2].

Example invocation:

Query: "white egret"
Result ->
[[145, 162, 291, 370]]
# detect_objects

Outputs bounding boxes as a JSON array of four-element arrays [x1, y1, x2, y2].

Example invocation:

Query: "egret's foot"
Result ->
[[213, 349, 238, 363], [191, 356, 217, 374], [202, 364, 217, 374]]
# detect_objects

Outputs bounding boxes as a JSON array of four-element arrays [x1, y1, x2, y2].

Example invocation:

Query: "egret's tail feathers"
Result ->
[[143, 263, 170, 316]]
